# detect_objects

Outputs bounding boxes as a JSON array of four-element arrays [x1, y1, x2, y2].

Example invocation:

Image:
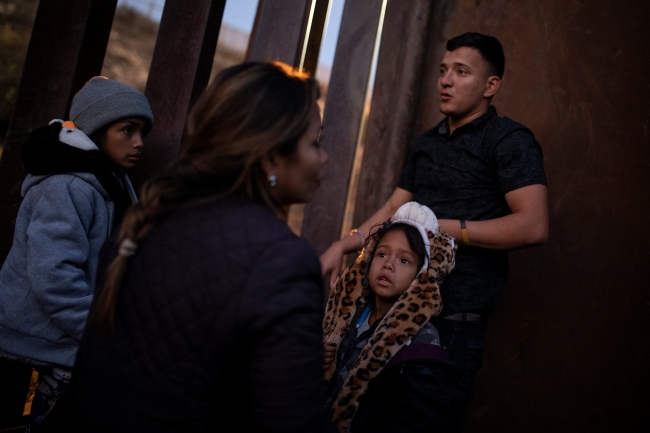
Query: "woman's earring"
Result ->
[[268, 174, 277, 187]]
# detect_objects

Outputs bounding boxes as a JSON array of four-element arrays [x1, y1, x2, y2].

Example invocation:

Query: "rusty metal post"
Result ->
[[247, 0, 329, 73], [128, 0, 226, 190], [0, 0, 117, 264], [0, 1, 117, 426], [351, 0, 434, 227], [301, 0, 385, 255]]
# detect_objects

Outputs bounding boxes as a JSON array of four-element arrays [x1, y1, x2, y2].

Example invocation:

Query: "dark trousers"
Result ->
[[430, 318, 487, 414]]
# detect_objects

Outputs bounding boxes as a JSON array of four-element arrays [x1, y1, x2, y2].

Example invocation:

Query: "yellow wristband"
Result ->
[[460, 220, 468, 246]]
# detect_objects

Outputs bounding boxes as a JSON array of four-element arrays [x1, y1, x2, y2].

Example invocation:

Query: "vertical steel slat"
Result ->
[[351, 0, 434, 227], [128, 0, 227, 189], [301, 0, 385, 255], [247, 0, 329, 72]]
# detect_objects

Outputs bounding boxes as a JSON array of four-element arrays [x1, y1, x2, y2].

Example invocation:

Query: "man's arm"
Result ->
[[438, 184, 549, 250], [320, 187, 413, 289]]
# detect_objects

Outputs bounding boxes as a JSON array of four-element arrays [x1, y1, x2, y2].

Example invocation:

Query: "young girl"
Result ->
[[323, 202, 466, 433], [0, 76, 153, 430]]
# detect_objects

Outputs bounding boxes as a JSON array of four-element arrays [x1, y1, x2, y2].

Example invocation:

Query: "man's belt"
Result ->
[[440, 312, 484, 323]]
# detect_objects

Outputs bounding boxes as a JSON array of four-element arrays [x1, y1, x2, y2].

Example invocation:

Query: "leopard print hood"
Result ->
[[322, 205, 457, 431]]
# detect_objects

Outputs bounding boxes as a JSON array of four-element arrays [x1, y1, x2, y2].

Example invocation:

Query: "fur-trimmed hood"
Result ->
[[323, 222, 457, 431]]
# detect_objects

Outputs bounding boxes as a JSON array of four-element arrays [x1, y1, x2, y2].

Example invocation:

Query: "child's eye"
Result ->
[[123, 126, 133, 134], [376, 251, 386, 258], [400, 258, 411, 264]]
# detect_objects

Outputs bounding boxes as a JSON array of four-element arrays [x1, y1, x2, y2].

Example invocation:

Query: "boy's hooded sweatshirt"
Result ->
[[0, 120, 135, 367]]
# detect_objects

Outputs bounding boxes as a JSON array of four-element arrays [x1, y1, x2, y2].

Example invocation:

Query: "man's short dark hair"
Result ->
[[446, 32, 505, 79]]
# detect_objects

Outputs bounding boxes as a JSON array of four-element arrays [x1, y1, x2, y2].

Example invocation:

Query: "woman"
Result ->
[[0, 76, 153, 430], [66, 62, 331, 432]]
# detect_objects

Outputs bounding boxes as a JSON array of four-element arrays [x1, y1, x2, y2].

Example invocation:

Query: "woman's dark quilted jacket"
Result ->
[[66, 196, 331, 432]]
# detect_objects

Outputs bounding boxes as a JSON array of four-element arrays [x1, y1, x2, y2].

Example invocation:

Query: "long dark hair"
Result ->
[[92, 61, 320, 327]]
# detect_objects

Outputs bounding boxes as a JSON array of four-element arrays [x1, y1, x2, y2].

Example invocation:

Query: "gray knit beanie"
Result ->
[[69, 76, 154, 136]]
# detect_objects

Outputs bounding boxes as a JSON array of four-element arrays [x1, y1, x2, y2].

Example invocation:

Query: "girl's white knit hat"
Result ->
[[391, 201, 441, 272]]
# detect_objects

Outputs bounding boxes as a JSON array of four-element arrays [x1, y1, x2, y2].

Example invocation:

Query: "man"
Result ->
[[320, 32, 548, 407]]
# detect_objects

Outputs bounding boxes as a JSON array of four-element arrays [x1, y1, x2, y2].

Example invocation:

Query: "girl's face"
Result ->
[[368, 229, 420, 307], [98, 117, 149, 169], [264, 104, 328, 205]]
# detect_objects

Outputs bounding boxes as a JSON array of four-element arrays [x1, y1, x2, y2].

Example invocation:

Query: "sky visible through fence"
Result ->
[[116, 0, 342, 68]]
